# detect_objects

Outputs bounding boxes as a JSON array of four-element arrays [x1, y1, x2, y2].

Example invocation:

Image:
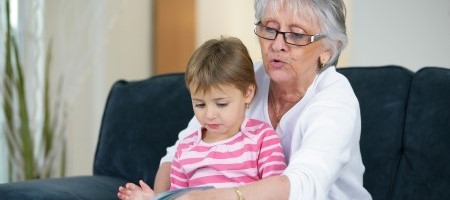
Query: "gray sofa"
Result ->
[[1, 65, 449, 200]]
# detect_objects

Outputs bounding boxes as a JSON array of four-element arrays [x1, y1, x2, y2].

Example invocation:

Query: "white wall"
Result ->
[[197, 0, 450, 71], [196, 0, 261, 62], [347, 0, 450, 71], [65, 0, 152, 176]]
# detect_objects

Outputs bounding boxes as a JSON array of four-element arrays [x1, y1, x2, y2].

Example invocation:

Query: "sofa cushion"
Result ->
[[0, 176, 125, 200], [338, 66, 413, 200], [93, 73, 193, 186], [392, 67, 450, 199]]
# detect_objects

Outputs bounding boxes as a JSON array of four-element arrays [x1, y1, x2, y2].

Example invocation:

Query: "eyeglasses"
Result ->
[[254, 22, 326, 46]]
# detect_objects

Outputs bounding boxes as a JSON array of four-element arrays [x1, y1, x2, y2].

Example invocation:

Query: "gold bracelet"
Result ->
[[234, 187, 245, 200]]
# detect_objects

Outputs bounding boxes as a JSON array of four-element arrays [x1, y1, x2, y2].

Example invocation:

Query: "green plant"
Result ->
[[2, 0, 66, 181]]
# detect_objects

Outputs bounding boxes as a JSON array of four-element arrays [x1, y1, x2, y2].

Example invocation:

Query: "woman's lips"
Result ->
[[271, 59, 286, 68]]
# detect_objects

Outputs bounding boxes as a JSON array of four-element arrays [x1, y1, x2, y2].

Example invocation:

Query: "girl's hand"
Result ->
[[118, 180, 156, 200]]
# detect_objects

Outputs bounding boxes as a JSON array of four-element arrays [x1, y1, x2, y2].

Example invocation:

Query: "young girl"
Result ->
[[118, 36, 286, 200]]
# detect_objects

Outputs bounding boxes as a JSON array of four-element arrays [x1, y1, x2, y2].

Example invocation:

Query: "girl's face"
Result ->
[[258, 5, 331, 86], [189, 84, 255, 142]]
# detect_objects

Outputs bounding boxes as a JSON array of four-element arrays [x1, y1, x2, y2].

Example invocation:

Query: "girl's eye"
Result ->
[[217, 103, 228, 108], [194, 103, 205, 108]]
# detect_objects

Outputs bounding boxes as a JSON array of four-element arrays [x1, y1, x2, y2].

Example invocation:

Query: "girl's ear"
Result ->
[[245, 85, 256, 104]]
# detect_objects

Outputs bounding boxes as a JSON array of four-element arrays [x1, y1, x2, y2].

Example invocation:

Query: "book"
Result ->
[[154, 186, 214, 200]]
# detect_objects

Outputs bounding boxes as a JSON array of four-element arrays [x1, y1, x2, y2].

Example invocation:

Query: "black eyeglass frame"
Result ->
[[254, 22, 326, 46]]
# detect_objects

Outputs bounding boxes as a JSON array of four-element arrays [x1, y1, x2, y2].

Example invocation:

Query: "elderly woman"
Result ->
[[144, 0, 372, 199]]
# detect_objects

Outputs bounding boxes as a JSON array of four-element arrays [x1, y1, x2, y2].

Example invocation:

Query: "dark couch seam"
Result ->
[[387, 68, 414, 200]]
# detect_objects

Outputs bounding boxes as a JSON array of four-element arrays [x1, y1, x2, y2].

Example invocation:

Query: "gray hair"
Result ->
[[254, 0, 347, 67]]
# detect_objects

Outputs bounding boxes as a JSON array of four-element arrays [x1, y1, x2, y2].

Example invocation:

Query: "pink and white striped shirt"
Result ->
[[170, 118, 286, 189]]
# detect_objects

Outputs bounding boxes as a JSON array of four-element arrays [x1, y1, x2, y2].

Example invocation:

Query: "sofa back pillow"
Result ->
[[338, 65, 413, 200], [392, 67, 450, 199], [94, 73, 193, 187]]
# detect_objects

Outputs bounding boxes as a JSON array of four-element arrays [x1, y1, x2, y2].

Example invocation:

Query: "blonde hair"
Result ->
[[185, 36, 256, 95]]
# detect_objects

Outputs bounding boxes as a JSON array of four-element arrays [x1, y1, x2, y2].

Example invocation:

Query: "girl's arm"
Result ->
[[156, 117, 201, 193], [153, 162, 172, 194]]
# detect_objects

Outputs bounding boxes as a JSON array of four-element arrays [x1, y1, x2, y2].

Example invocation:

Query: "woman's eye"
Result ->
[[264, 26, 277, 34], [289, 32, 306, 40]]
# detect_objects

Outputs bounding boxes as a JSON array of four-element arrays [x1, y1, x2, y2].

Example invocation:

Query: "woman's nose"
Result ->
[[271, 33, 288, 52]]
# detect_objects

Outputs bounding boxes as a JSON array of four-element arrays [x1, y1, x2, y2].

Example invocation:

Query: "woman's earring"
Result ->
[[246, 103, 250, 109], [318, 58, 324, 68]]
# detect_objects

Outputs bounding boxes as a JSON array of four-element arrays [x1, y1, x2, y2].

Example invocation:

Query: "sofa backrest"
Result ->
[[93, 73, 193, 186], [392, 67, 450, 199], [338, 66, 413, 200]]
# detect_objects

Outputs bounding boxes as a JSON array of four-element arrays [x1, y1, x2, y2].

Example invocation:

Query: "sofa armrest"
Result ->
[[0, 175, 126, 200]]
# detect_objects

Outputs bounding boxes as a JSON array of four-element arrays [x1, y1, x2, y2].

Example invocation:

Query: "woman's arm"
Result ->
[[176, 175, 290, 200]]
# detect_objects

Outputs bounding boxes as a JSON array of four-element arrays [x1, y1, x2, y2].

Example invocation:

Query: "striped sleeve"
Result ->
[[169, 133, 197, 189], [257, 127, 287, 178], [169, 153, 189, 189]]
